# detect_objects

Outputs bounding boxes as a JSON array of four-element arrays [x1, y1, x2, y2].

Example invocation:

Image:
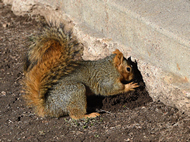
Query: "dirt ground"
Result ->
[[0, 2, 190, 142]]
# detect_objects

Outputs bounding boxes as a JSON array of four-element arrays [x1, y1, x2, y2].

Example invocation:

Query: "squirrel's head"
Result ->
[[113, 49, 134, 82]]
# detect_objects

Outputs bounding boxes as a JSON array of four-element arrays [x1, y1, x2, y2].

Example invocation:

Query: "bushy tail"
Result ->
[[22, 25, 83, 116]]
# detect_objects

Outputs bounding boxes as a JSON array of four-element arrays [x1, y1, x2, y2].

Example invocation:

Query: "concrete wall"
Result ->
[[3, 0, 190, 114]]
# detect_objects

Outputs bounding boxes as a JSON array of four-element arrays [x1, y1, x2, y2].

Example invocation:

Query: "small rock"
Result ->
[[39, 130, 45, 136], [2, 22, 11, 28], [2, 23, 7, 28], [1, 91, 6, 96], [76, 131, 84, 135]]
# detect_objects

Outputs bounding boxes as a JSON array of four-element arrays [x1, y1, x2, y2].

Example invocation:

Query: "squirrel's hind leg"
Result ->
[[46, 81, 99, 119], [66, 83, 100, 120]]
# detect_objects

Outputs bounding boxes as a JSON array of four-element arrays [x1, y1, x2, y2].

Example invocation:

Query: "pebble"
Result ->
[[1, 91, 6, 96], [2, 22, 10, 28]]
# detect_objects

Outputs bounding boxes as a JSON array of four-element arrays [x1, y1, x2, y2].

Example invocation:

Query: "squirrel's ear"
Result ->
[[128, 56, 132, 62], [113, 49, 124, 67]]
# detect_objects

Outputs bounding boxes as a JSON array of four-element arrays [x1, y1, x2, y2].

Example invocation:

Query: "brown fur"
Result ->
[[113, 49, 134, 81], [23, 42, 64, 116], [113, 49, 124, 67], [22, 26, 82, 117]]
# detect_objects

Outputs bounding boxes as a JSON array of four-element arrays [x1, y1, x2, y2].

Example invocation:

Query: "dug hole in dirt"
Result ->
[[0, 2, 190, 142]]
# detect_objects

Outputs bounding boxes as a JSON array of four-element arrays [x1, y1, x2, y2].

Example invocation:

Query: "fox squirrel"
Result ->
[[22, 25, 139, 120]]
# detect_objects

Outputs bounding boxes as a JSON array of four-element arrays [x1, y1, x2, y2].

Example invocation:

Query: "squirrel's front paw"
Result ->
[[124, 82, 139, 92]]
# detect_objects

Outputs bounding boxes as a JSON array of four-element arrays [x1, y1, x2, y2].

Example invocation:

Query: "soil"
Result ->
[[0, 2, 190, 142]]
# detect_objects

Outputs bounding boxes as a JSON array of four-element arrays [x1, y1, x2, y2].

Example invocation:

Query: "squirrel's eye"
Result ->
[[126, 67, 131, 72]]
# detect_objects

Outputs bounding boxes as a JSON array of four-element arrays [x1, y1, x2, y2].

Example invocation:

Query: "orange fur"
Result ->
[[113, 49, 124, 67], [22, 26, 82, 117], [23, 39, 65, 116], [113, 49, 133, 81]]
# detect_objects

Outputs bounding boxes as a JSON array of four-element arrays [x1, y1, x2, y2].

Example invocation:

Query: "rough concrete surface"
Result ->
[[2, 0, 190, 115]]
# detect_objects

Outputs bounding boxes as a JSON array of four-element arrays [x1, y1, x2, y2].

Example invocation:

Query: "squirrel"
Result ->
[[22, 25, 139, 120]]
